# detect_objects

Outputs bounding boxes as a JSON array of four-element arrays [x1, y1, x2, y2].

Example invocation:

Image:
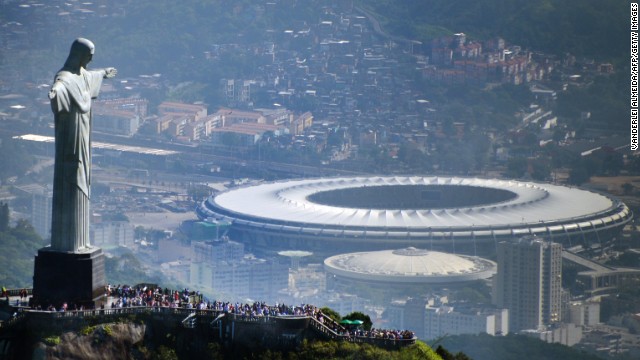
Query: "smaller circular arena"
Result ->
[[324, 247, 496, 284]]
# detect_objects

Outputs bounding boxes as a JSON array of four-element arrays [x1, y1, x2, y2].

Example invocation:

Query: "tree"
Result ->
[[0, 218, 43, 288], [152, 345, 178, 360], [530, 158, 551, 181], [188, 185, 211, 202], [291, 339, 443, 360], [104, 250, 163, 286], [343, 311, 373, 331], [506, 157, 528, 178], [622, 183, 635, 195], [567, 166, 590, 185], [436, 345, 472, 360], [452, 284, 491, 304], [319, 307, 341, 323]]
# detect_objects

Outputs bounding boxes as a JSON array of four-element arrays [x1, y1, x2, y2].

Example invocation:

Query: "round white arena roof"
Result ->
[[197, 176, 632, 250], [324, 247, 496, 284]]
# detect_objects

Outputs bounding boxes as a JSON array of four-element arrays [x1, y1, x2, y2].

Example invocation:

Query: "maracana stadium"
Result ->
[[196, 176, 632, 256]]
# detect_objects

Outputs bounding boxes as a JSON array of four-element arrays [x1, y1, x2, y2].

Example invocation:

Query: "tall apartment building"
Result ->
[[31, 188, 52, 240], [222, 79, 255, 105], [495, 237, 562, 331], [190, 238, 288, 302], [90, 220, 135, 247]]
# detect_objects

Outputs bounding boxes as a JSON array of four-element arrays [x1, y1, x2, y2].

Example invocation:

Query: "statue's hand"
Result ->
[[48, 89, 56, 100], [104, 67, 117, 79]]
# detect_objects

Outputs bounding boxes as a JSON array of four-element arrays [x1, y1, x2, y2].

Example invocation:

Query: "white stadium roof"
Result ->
[[205, 177, 621, 229], [197, 176, 632, 249], [324, 247, 496, 283]]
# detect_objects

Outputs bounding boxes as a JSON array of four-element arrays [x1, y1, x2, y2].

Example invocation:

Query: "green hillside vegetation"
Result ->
[[241, 339, 445, 360], [555, 70, 629, 131], [212, 340, 448, 360], [103, 248, 165, 287], [0, 208, 44, 289], [19, 311, 450, 360], [80, 0, 324, 84], [0, 204, 164, 289], [437, 333, 603, 360]]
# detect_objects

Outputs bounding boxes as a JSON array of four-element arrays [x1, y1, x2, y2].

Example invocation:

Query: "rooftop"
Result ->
[[324, 247, 496, 283]]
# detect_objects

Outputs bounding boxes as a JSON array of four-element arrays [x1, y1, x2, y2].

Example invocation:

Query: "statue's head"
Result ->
[[63, 38, 95, 71]]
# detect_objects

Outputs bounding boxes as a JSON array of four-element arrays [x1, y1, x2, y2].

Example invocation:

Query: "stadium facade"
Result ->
[[196, 176, 632, 256]]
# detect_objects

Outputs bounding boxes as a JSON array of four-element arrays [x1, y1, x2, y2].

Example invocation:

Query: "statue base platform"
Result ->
[[32, 247, 106, 308]]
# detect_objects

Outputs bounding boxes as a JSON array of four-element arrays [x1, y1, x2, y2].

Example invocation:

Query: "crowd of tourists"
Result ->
[[10, 284, 415, 342], [348, 328, 416, 341], [106, 284, 201, 308]]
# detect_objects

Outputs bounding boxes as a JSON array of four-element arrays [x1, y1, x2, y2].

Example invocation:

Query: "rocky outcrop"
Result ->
[[32, 323, 146, 360]]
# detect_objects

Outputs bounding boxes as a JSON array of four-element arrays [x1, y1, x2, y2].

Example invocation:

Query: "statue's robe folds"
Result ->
[[49, 68, 103, 253]]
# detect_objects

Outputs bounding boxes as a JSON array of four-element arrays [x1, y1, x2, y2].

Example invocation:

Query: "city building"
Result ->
[[12, 184, 52, 240], [158, 101, 208, 121], [385, 297, 508, 340], [521, 323, 583, 347], [31, 187, 52, 240], [562, 250, 640, 296], [90, 220, 135, 248], [190, 238, 289, 302], [93, 109, 140, 137], [567, 301, 600, 327], [423, 305, 509, 339], [495, 237, 562, 332], [217, 108, 265, 126], [93, 98, 149, 118], [255, 108, 292, 127], [289, 111, 314, 135], [209, 122, 286, 149], [221, 79, 256, 105]]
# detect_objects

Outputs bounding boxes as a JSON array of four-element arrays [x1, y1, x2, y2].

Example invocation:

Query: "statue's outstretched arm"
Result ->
[[103, 67, 117, 79]]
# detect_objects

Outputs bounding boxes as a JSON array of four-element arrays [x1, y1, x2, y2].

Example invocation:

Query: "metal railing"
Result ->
[[0, 301, 417, 348], [307, 316, 416, 347], [1, 288, 33, 298]]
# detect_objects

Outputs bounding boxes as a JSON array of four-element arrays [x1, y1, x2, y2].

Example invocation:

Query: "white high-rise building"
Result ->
[[495, 237, 563, 332], [385, 297, 508, 340], [190, 238, 288, 302], [568, 301, 600, 326], [423, 305, 509, 339], [90, 220, 135, 247], [31, 188, 52, 240]]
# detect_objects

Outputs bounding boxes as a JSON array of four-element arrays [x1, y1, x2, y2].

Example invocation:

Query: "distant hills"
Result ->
[[357, 0, 627, 62], [60, 0, 627, 81], [4, 0, 625, 92]]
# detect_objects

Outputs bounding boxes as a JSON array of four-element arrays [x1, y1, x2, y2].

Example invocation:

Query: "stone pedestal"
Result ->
[[32, 247, 106, 307]]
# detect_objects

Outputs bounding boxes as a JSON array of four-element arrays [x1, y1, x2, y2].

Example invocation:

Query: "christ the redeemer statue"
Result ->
[[48, 38, 116, 252]]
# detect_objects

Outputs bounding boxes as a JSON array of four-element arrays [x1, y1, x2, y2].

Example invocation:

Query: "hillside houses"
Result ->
[[427, 34, 553, 85]]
